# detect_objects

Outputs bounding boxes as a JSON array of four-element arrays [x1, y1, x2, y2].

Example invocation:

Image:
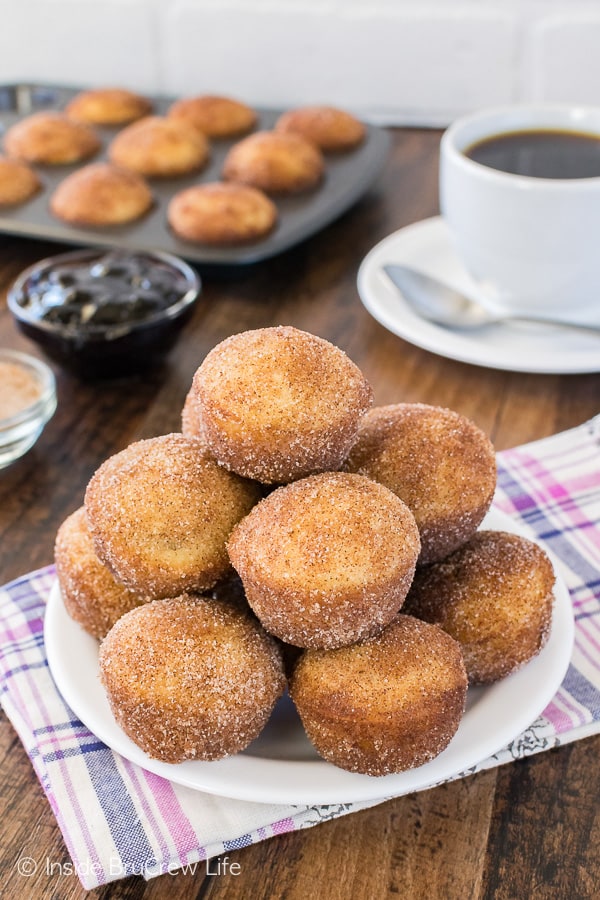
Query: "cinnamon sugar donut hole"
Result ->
[[275, 105, 366, 152], [345, 403, 497, 564], [404, 530, 555, 684], [191, 326, 373, 483], [181, 386, 207, 445], [84, 433, 261, 599], [50, 163, 153, 226], [108, 116, 209, 177], [222, 131, 324, 194], [0, 155, 41, 205], [168, 95, 257, 138], [168, 182, 277, 245], [289, 614, 467, 775], [4, 111, 100, 165], [228, 472, 421, 649], [65, 88, 152, 125], [55, 507, 148, 640], [99, 594, 286, 763]]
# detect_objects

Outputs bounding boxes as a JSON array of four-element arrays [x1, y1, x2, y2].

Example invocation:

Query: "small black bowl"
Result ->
[[7, 248, 201, 379]]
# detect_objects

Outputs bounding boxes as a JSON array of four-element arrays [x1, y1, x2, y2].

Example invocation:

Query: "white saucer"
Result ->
[[357, 216, 600, 374], [44, 509, 574, 806]]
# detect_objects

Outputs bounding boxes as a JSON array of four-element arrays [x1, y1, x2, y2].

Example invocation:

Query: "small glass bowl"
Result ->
[[0, 349, 57, 468], [7, 248, 201, 379]]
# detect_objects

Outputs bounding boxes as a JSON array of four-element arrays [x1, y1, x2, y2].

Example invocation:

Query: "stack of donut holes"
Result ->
[[1, 86, 367, 244], [55, 326, 556, 776]]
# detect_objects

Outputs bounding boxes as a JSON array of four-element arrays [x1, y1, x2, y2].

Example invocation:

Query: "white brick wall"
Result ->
[[0, 1, 160, 92], [2, 1, 600, 124], [529, 14, 600, 105]]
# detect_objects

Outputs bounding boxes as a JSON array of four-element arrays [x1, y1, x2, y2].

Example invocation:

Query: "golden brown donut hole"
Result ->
[[99, 594, 286, 762], [50, 162, 153, 226], [289, 614, 467, 775], [84, 433, 261, 599], [222, 130, 324, 194], [228, 471, 421, 649], [0, 155, 41, 205], [191, 325, 373, 484], [55, 507, 148, 640], [344, 403, 497, 564], [65, 88, 152, 125], [275, 105, 366, 152], [168, 95, 257, 138], [168, 182, 277, 245], [108, 115, 210, 177], [4, 111, 100, 165], [403, 530, 555, 684]]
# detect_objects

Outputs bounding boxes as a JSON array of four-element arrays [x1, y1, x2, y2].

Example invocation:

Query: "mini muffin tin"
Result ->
[[0, 83, 390, 269]]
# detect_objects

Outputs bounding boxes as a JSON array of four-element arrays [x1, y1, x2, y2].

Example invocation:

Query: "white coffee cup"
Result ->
[[439, 105, 600, 324]]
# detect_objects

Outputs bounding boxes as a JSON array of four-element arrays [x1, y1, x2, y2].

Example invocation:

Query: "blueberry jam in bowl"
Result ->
[[7, 248, 201, 378]]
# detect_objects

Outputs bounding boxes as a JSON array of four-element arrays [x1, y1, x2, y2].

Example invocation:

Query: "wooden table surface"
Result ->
[[1, 128, 599, 900]]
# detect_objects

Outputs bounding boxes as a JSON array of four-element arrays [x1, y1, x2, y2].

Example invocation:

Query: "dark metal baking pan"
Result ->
[[0, 83, 390, 269]]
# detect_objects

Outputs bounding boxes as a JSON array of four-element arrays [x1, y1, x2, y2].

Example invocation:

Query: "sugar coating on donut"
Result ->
[[0, 155, 41, 205], [4, 111, 101, 165], [181, 386, 207, 444], [65, 88, 152, 125], [191, 326, 373, 483], [168, 95, 257, 138], [344, 403, 497, 564], [289, 613, 467, 775], [275, 105, 366, 152], [50, 162, 153, 226], [403, 530, 555, 683], [228, 471, 421, 649], [99, 594, 286, 762], [84, 433, 261, 599], [222, 130, 324, 194], [168, 182, 277, 245], [108, 115, 210, 177], [55, 507, 148, 639]]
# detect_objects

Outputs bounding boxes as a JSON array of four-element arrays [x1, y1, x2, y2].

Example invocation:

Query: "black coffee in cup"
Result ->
[[441, 106, 600, 322], [464, 129, 600, 179]]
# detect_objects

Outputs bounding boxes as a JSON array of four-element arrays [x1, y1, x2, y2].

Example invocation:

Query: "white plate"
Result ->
[[357, 216, 600, 374], [45, 508, 574, 806]]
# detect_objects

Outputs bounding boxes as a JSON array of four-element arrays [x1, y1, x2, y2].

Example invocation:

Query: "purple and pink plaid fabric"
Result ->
[[1, 416, 599, 889]]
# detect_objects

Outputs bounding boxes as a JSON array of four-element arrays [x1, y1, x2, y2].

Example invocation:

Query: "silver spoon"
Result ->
[[383, 264, 600, 334]]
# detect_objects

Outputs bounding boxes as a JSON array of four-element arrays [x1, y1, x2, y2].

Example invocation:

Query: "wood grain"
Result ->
[[0, 128, 598, 900]]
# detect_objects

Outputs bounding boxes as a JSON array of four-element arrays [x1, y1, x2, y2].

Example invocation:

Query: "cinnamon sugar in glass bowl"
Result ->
[[0, 349, 57, 468]]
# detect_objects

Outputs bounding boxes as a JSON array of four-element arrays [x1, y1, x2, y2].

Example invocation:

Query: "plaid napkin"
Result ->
[[1, 416, 599, 889]]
